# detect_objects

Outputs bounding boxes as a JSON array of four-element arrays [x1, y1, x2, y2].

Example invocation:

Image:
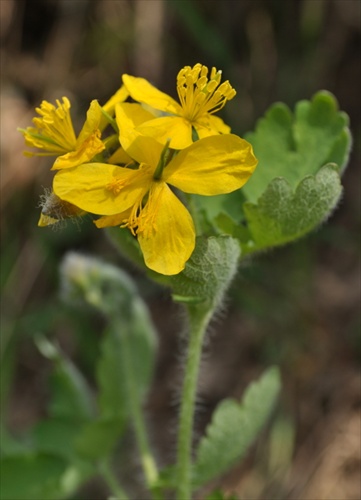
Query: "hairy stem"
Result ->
[[176, 305, 213, 500]]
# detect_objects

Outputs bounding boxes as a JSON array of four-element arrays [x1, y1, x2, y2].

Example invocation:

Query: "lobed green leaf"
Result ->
[[242, 163, 343, 252], [243, 90, 351, 202], [192, 367, 281, 488], [192, 92, 351, 256]]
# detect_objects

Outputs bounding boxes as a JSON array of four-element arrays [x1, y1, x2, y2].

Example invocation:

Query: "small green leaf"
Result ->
[[36, 336, 94, 421], [243, 91, 351, 202], [96, 302, 157, 422], [0, 425, 31, 456], [31, 418, 85, 461], [242, 163, 342, 252], [31, 418, 95, 496], [96, 328, 129, 423], [0, 453, 68, 500], [193, 367, 281, 488], [169, 236, 240, 308], [61, 253, 157, 435], [75, 418, 124, 461]]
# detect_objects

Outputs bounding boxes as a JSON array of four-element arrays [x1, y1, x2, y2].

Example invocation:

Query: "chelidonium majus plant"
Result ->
[[10, 63, 351, 499]]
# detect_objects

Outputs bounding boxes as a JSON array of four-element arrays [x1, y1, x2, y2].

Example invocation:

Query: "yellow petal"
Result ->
[[117, 102, 156, 127], [116, 103, 159, 161], [116, 105, 166, 168], [94, 209, 131, 228], [164, 134, 258, 195], [137, 182, 195, 275], [102, 85, 129, 115], [77, 100, 103, 145], [51, 100, 105, 170], [53, 163, 150, 215], [122, 74, 182, 115], [108, 146, 133, 165], [51, 132, 105, 170], [136, 116, 193, 149], [195, 114, 231, 138]]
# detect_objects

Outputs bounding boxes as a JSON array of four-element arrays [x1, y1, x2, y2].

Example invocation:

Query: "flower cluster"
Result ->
[[19, 63, 258, 275]]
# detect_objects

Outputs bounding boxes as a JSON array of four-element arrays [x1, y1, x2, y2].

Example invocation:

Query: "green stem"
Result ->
[[99, 460, 129, 500], [176, 305, 213, 500], [115, 318, 160, 499]]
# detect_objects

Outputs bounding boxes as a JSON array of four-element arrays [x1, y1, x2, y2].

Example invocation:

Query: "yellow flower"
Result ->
[[122, 63, 236, 149], [19, 98, 105, 169], [53, 134, 257, 275]]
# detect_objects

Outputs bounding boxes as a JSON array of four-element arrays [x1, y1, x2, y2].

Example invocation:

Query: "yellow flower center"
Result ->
[[106, 163, 158, 236], [176, 63, 236, 123], [106, 177, 129, 195], [135, 184, 162, 239], [32, 97, 77, 152], [121, 181, 162, 239], [106, 162, 147, 195]]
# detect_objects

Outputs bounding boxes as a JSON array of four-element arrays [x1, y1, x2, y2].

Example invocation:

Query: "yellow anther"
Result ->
[[210, 67, 217, 79], [106, 177, 127, 194], [197, 76, 207, 89], [176, 63, 236, 122], [200, 65, 208, 78], [206, 79, 218, 93]]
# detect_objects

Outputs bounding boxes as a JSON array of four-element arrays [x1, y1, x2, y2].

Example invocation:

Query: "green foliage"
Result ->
[[0, 258, 159, 499], [36, 336, 94, 421], [75, 418, 124, 461], [96, 328, 130, 423], [243, 91, 350, 201], [31, 418, 95, 496], [0, 426, 31, 457], [192, 367, 281, 488], [0, 453, 68, 500], [243, 163, 342, 251], [60, 254, 157, 486], [102, 304, 156, 408], [1, 343, 96, 499], [169, 236, 240, 308], [31, 418, 84, 461], [192, 92, 351, 258]]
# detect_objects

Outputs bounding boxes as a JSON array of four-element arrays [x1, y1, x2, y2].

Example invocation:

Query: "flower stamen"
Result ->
[[31, 97, 77, 152], [176, 64, 236, 122], [106, 178, 128, 195]]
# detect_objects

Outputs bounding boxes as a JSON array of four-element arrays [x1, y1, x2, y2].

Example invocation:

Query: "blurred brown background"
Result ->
[[1, 1, 360, 498]]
